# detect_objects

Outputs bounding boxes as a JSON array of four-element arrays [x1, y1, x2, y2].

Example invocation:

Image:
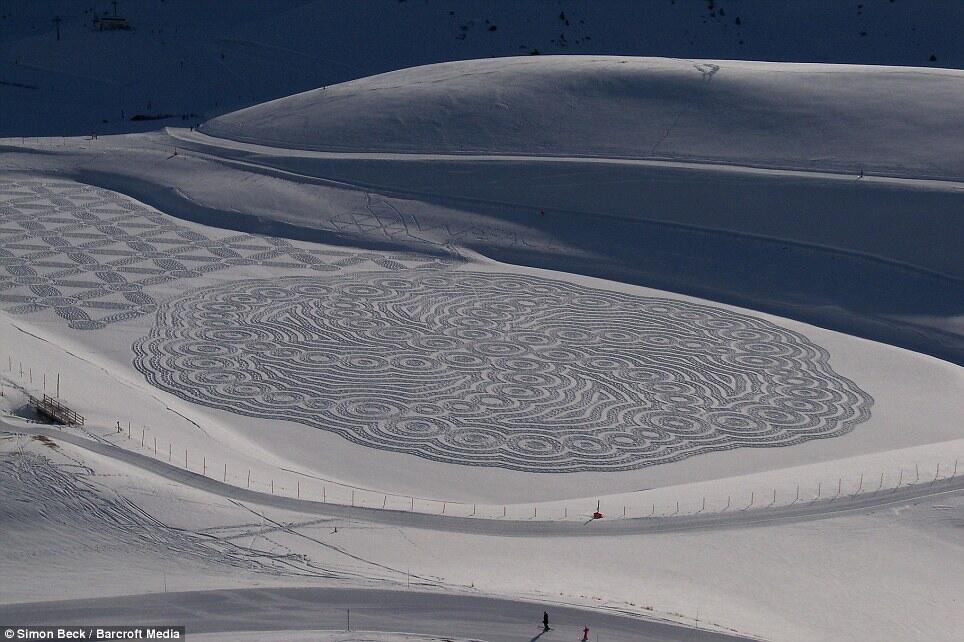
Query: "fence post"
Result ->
[[168, 443, 171, 462], [895, 469, 903, 491], [299, 481, 302, 499], [933, 463, 941, 483], [271, 479, 274, 494], [876, 472, 884, 493], [723, 496, 730, 512], [744, 492, 754, 511], [141, 428, 145, 447], [223, 463, 227, 483], [854, 473, 863, 496], [203, 457, 206, 476], [247, 469, 251, 488], [915, 463, 920, 484], [184, 449, 188, 469]]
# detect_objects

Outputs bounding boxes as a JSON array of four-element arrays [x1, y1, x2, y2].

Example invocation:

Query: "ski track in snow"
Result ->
[[0, 434, 759, 641], [0, 437, 426, 585], [7, 422, 962, 538]]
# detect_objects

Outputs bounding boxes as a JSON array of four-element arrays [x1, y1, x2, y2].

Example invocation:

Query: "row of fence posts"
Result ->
[[109, 418, 959, 521], [2, 357, 61, 398], [5, 354, 956, 519]]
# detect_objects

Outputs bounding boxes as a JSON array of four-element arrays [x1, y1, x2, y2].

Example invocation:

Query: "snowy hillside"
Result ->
[[1, 6, 963, 642], [175, 57, 964, 366], [201, 55, 964, 180], [2, 0, 963, 136]]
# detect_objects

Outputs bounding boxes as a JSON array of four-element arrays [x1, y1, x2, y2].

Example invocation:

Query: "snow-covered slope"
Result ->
[[185, 57, 964, 364], [2, 428, 963, 642], [2, 22, 962, 640], [2, 0, 963, 137], [200, 56, 964, 180]]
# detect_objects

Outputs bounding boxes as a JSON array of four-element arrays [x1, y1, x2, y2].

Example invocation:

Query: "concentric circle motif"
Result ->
[[133, 272, 874, 473]]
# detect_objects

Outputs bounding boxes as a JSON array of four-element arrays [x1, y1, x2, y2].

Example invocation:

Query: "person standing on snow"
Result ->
[[543, 610, 550, 631]]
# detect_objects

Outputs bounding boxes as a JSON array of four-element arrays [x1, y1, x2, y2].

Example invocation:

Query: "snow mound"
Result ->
[[200, 56, 964, 179]]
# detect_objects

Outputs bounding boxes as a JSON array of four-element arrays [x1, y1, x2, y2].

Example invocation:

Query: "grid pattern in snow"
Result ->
[[0, 180, 449, 330]]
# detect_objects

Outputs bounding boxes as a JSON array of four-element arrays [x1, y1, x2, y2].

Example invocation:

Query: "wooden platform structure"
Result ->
[[28, 394, 85, 426]]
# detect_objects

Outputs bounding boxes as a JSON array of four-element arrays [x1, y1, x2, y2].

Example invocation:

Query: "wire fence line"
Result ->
[[4, 410, 960, 523], [2, 364, 960, 523], [89, 418, 962, 522]]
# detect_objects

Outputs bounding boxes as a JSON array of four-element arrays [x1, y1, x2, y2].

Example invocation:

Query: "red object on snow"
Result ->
[[582, 626, 590, 641], [592, 511, 604, 519]]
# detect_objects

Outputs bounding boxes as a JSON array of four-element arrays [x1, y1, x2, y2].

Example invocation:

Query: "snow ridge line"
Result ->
[[171, 128, 964, 189], [165, 130, 964, 286]]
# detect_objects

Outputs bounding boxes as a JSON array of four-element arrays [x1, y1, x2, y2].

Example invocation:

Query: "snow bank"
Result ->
[[200, 56, 964, 180]]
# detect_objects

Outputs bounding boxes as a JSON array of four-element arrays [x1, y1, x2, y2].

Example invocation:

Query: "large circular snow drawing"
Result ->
[[133, 272, 873, 473]]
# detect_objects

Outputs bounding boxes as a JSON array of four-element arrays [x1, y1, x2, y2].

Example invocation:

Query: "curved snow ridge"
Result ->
[[171, 126, 964, 192], [199, 56, 964, 181], [166, 127, 964, 285], [0, 586, 758, 642], [8, 423, 963, 538]]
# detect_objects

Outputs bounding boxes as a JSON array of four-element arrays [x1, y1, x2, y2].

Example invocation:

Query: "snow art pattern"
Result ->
[[0, 180, 448, 330], [133, 273, 874, 472]]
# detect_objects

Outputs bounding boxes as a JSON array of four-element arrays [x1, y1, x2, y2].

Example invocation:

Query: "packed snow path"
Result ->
[[133, 273, 872, 472], [7, 423, 961, 537], [0, 586, 755, 641]]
